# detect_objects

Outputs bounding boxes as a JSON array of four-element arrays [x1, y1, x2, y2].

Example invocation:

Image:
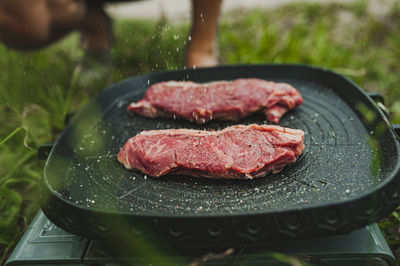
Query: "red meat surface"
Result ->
[[128, 79, 303, 124], [118, 124, 305, 179]]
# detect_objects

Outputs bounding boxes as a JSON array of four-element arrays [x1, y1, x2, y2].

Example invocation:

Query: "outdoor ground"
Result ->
[[1, 0, 400, 264]]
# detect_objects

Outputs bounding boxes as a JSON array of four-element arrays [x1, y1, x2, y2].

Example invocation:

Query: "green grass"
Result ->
[[1, 0, 400, 263]]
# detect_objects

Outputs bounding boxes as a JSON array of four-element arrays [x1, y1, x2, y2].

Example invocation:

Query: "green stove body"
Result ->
[[5, 211, 396, 265]]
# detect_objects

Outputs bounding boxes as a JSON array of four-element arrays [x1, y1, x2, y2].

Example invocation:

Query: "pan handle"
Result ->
[[64, 112, 75, 125], [366, 93, 400, 136], [392, 124, 400, 137], [38, 142, 54, 160], [367, 92, 389, 116], [367, 92, 385, 104], [38, 113, 72, 160]]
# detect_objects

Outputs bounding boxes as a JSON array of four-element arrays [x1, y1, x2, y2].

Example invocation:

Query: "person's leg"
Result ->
[[79, 2, 112, 54], [71, 2, 113, 94], [185, 0, 222, 68], [0, 0, 86, 50]]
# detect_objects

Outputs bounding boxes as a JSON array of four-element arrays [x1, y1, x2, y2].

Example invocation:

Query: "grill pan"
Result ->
[[40, 64, 400, 248]]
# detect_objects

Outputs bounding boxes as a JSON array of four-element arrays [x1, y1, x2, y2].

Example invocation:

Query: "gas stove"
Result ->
[[5, 210, 396, 265]]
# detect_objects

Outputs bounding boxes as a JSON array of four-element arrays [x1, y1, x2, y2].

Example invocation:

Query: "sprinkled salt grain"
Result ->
[[345, 189, 350, 194], [144, 175, 148, 180]]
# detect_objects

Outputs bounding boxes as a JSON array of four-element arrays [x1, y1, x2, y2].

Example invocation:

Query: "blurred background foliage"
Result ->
[[1, 0, 400, 263]]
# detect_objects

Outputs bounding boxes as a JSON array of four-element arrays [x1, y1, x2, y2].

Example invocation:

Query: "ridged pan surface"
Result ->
[[43, 65, 399, 218]]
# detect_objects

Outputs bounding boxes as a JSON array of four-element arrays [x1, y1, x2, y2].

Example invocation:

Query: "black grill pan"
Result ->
[[40, 64, 400, 247]]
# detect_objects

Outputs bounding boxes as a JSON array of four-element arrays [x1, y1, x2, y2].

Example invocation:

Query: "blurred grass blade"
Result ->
[[271, 252, 312, 266], [0, 187, 23, 245], [0, 127, 22, 147], [0, 230, 23, 265], [391, 211, 400, 222], [1, 150, 36, 185]]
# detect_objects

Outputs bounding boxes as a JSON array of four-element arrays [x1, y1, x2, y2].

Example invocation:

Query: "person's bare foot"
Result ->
[[185, 46, 218, 68], [185, 0, 222, 69], [185, 41, 218, 68]]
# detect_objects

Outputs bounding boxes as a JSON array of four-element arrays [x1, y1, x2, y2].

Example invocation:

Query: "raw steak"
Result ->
[[118, 124, 305, 179], [128, 79, 303, 124]]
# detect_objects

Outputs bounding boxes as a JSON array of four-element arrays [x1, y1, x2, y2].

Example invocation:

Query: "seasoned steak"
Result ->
[[128, 79, 303, 124], [118, 124, 305, 179]]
